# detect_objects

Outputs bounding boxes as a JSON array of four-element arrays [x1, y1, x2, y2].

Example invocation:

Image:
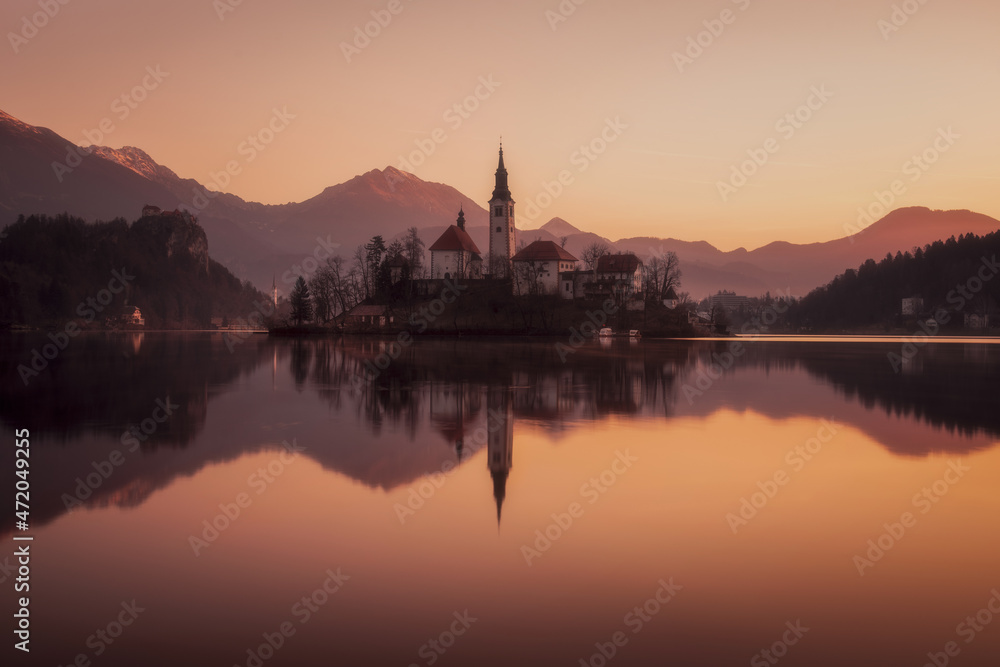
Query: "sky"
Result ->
[[2, 0, 999, 251]]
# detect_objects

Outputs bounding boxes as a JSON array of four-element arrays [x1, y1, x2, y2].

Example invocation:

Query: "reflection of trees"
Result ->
[[300, 338, 689, 434], [289, 339, 312, 390], [0, 333, 275, 536], [312, 337, 1000, 450], [0, 332, 272, 448], [689, 341, 1000, 444], [787, 342, 1000, 439]]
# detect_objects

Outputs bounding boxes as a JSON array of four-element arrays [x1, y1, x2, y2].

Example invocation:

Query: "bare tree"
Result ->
[[581, 240, 610, 272], [345, 264, 364, 310], [403, 227, 425, 278], [309, 267, 335, 323], [644, 250, 682, 300], [512, 259, 543, 297], [309, 255, 359, 323]]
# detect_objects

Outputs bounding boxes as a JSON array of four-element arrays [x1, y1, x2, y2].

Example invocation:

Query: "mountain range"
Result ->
[[2, 108, 997, 297]]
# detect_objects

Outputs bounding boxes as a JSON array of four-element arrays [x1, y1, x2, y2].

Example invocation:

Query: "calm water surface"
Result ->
[[2, 333, 999, 667]]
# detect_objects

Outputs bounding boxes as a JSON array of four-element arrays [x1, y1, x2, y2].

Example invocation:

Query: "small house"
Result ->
[[511, 240, 579, 296]]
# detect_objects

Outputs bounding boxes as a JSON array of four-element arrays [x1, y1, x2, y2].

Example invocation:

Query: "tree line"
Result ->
[[292, 227, 425, 324], [786, 231, 1000, 330], [0, 213, 264, 328]]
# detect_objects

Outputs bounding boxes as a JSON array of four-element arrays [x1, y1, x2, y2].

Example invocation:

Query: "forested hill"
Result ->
[[0, 212, 264, 328], [787, 232, 1000, 331]]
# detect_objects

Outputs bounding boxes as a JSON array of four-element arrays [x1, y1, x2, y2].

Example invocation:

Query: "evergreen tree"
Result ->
[[290, 276, 312, 324]]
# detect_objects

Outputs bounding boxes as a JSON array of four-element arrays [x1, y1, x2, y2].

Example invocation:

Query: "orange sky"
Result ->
[[2, 0, 998, 250]]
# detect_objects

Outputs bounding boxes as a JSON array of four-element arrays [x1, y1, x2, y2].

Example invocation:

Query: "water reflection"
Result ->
[[2, 334, 997, 538], [3, 333, 1000, 667]]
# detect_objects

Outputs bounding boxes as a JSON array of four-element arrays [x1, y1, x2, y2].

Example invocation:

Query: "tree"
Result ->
[[581, 240, 610, 271], [403, 227, 425, 278], [311, 255, 358, 319], [644, 250, 682, 300], [290, 276, 312, 324], [385, 239, 404, 262], [365, 235, 386, 297], [353, 244, 370, 300], [512, 259, 545, 296], [309, 266, 335, 324]]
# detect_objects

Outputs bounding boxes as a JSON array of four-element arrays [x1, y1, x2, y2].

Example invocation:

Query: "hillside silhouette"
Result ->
[[0, 211, 263, 328], [788, 231, 1000, 330]]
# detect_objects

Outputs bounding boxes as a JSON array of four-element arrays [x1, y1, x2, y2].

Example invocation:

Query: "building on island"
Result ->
[[428, 208, 482, 280], [964, 313, 989, 330], [584, 253, 644, 303], [663, 286, 679, 309], [596, 253, 643, 294], [511, 240, 579, 296], [342, 304, 395, 329], [710, 290, 749, 312], [902, 296, 924, 316]]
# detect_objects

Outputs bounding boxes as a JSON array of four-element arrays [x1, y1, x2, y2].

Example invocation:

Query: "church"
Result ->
[[429, 143, 518, 280]]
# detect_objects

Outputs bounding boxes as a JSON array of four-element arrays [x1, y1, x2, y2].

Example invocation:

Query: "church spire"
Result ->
[[492, 467, 508, 528], [491, 141, 511, 201], [456, 206, 466, 231]]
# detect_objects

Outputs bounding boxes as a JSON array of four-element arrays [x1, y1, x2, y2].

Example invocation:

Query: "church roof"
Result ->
[[597, 253, 642, 273], [511, 240, 578, 262], [429, 225, 481, 254]]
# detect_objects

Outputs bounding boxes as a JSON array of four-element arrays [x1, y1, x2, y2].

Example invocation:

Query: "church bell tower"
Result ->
[[488, 143, 516, 278]]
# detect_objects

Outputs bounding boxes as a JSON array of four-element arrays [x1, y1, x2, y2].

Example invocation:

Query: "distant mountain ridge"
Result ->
[[1, 108, 997, 297]]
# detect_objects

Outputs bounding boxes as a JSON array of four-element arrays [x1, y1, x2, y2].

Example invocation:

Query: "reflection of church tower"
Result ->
[[487, 386, 514, 527], [488, 143, 516, 278]]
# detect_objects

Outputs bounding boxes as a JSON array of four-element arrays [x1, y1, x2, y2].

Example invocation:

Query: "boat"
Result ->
[[597, 328, 642, 339]]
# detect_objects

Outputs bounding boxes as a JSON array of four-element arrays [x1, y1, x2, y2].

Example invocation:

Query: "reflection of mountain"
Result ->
[[3, 335, 997, 536], [0, 333, 273, 533]]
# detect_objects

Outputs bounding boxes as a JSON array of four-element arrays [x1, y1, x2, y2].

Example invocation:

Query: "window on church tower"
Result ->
[[496, 226, 501, 233], [494, 206, 503, 217]]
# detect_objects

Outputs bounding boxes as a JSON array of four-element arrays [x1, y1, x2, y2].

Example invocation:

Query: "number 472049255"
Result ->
[[15, 429, 29, 526]]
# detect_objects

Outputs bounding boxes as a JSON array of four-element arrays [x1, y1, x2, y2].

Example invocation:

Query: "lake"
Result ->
[[2, 333, 999, 667]]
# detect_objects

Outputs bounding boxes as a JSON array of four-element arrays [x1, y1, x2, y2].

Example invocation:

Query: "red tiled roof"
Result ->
[[596, 253, 641, 273], [429, 225, 481, 254], [511, 240, 578, 262]]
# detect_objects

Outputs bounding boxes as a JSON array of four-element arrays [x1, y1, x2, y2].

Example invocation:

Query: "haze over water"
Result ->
[[2, 334, 999, 666]]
